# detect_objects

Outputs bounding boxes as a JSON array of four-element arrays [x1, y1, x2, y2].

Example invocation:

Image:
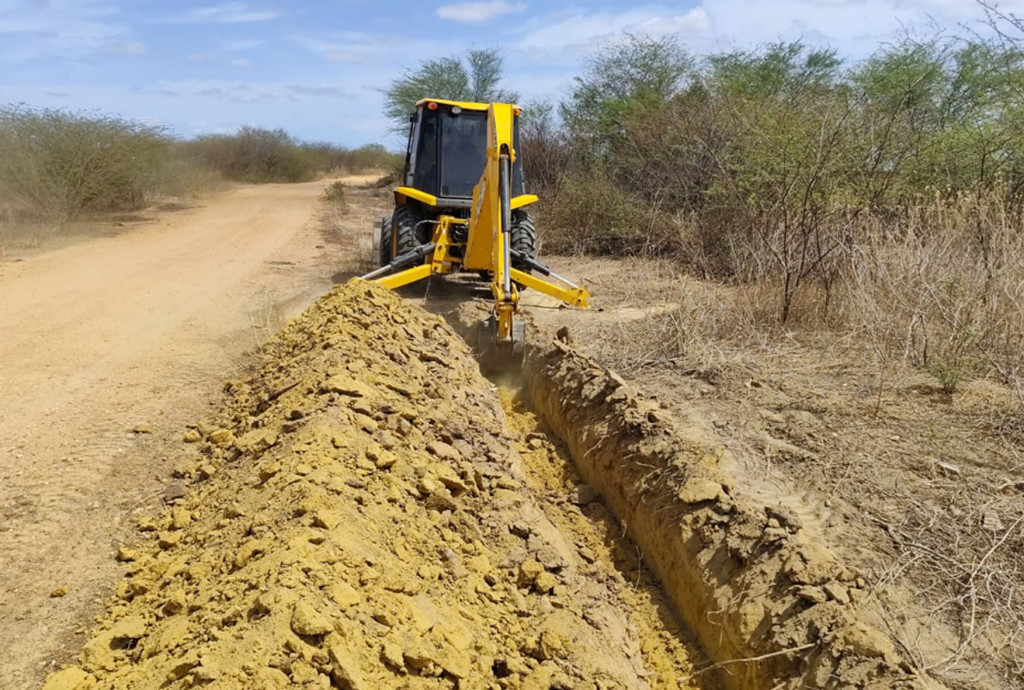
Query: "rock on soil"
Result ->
[[43, 280, 691, 690], [524, 340, 934, 690]]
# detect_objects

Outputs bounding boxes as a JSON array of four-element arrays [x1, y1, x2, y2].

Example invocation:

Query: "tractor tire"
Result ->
[[510, 209, 537, 291], [378, 216, 392, 266], [392, 204, 428, 258], [510, 209, 537, 270]]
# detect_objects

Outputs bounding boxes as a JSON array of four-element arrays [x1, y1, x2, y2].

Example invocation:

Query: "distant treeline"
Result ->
[[0, 105, 400, 224]]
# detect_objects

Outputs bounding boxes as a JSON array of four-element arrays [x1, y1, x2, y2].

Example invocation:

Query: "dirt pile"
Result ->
[[43, 280, 703, 690], [524, 338, 941, 690], [496, 390, 711, 688]]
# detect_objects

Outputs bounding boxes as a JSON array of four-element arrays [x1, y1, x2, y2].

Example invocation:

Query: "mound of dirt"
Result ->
[[43, 281, 700, 690], [524, 338, 939, 690]]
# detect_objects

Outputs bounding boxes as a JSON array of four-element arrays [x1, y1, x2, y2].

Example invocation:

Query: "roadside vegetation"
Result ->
[[0, 106, 399, 246], [515, 27, 1024, 404], [179, 128, 399, 184]]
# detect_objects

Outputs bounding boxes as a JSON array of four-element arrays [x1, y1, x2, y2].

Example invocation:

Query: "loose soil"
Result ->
[[0, 180, 354, 688], [41, 280, 712, 689], [10, 177, 1017, 689]]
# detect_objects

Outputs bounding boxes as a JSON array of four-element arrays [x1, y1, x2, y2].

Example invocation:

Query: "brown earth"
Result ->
[[8, 176, 1016, 690], [39, 280, 712, 689], [0, 179, 358, 688]]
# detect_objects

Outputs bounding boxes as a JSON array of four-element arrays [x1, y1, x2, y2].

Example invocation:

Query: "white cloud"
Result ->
[[170, 2, 280, 24], [285, 84, 350, 98], [222, 39, 264, 52], [436, 1, 526, 24], [0, 0, 126, 62], [292, 32, 403, 64], [142, 80, 297, 105], [518, 7, 711, 51], [693, 0, 966, 56], [510, 0, 1024, 61], [229, 58, 251, 67], [102, 41, 145, 54]]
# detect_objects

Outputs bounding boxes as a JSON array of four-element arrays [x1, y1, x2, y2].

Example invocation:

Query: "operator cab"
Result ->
[[378, 98, 537, 268], [403, 99, 524, 209]]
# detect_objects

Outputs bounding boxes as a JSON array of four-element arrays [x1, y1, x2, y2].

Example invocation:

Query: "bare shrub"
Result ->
[[179, 132, 400, 184], [328, 144, 402, 175], [179, 126, 317, 183], [842, 189, 1024, 395], [539, 173, 679, 256], [320, 180, 347, 212], [142, 147, 230, 201], [518, 101, 572, 199], [0, 105, 170, 223]]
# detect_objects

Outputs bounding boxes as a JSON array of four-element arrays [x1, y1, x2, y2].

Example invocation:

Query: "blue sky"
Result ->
[[1, 0, 1019, 147]]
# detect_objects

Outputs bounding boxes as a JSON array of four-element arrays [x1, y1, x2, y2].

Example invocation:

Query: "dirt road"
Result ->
[[0, 181, 348, 688]]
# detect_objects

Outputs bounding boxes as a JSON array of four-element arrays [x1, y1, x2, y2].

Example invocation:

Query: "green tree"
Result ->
[[706, 41, 842, 98], [560, 34, 693, 149], [382, 49, 517, 132]]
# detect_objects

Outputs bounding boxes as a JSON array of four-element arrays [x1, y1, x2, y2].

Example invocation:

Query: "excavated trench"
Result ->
[[444, 295, 941, 690], [43, 280, 939, 690], [519, 341, 934, 690]]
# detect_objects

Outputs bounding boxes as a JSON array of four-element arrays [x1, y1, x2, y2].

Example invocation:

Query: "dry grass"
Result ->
[[555, 250, 1024, 688], [569, 258, 815, 380], [557, 190, 1024, 409], [317, 179, 386, 278], [841, 193, 1024, 403]]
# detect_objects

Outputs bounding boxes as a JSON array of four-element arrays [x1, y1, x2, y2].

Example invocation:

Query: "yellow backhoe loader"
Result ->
[[361, 98, 589, 366]]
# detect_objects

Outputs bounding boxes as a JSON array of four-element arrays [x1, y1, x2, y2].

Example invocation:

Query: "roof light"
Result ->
[[427, 101, 439, 110], [512, 106, 523, 116]]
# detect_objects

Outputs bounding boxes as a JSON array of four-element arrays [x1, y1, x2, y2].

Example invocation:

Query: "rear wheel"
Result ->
[[510, 209, 536, 268], [377, 216, 392, 266], [510, 209, 537, 289], [393, 204, 428, 258]]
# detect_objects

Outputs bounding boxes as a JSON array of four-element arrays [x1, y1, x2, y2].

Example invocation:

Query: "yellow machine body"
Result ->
[[364, 99, 589, 350]]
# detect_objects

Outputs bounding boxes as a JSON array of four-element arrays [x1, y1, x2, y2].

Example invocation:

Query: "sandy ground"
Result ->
[[0, 180, 350, 688], [45, 280, 709, 689]]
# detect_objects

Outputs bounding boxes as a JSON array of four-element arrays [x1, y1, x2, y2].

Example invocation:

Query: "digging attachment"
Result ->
[[476, 315, 526, 374]]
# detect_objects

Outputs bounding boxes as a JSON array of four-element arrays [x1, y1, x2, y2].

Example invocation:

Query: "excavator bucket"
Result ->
[[476, 316, 526, 374]]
